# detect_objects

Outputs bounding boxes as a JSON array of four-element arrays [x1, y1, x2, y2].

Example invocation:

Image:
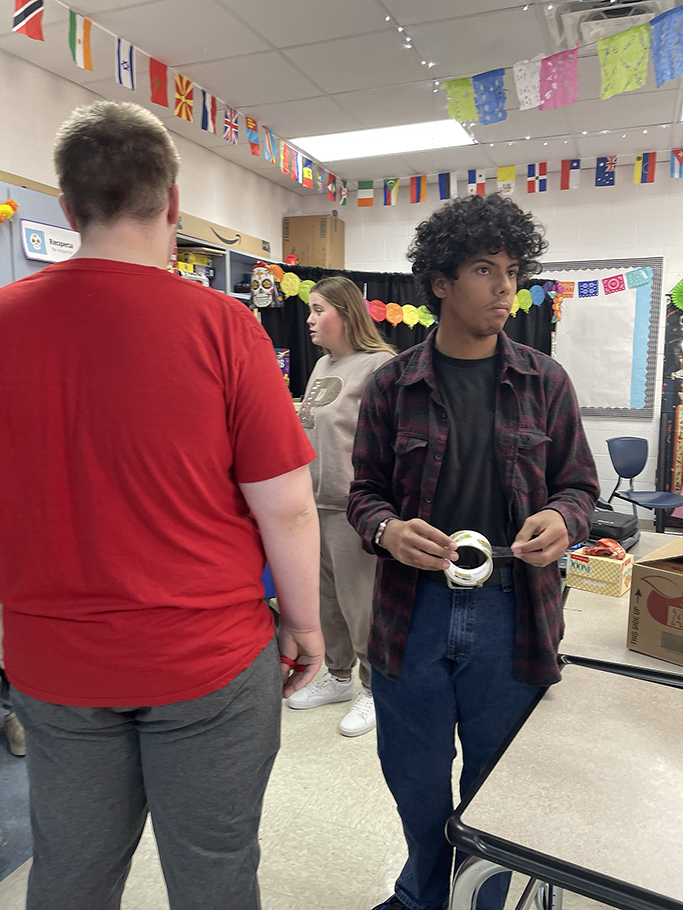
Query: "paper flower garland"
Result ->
[[417, 305, 435, 328], [402, 305, 419, 328], [671, 280, 683, 311], [385, 303, 404, 326], [281, 272, 301, 298], [297, 279, 315, 304], [369, 299, 387, 322]]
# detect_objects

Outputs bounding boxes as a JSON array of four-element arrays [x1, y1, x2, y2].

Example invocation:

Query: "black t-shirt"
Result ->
[[421, 348, 509, 584]]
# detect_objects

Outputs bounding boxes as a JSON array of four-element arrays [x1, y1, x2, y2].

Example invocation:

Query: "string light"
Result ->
[[525, 135, 531, 140], [397, 26, 404, 32], [421, 60, 427, 65], [428, 62, 436, 67], [643, 128, 648, 133], [385, 15, 390, 20]]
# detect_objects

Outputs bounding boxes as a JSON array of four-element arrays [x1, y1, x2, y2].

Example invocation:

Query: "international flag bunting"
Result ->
[[69, 12, 92, 70], [357, 180, 374, 207], [303, 159, 314, 189], [174, 74, 193, 122], [560, 159, 581, 190], [438, 172, 456, 200], [497, 166, 516, 196], [280, 142, 290, 175], [527, 162, 547, 193], [246, 118, 260, 156], [149, 58, 168, 107], [340, 179, 348, 206], [201, 90, 217, 133], [291, 150, 302, 183], [115, 38, 135, 90], [410, 175, 427, 203], [595, 155, 617, 187], [223, 107, 238, 144], [384, 178, 400, 206], [13, 0, 44, 40], [634, 152, 656, 184], [468, 169, 486, 196], [328, 173, 337, 201], [317, 166, 325, 193], [264, 128, 276, 163], [671, 149, 683, 178]]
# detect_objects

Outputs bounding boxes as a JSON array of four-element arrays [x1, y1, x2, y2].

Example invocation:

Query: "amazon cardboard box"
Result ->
[[282, 215, 345, 268], [566, 548, 634, 598], [628, 537, 683, 667]]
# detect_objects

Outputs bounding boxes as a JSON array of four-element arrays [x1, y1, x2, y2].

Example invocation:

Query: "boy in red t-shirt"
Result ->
[[0, 101, 323, 910]]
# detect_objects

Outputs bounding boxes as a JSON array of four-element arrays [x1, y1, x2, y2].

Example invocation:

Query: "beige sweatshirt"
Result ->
[[299, 350, 393, 510]]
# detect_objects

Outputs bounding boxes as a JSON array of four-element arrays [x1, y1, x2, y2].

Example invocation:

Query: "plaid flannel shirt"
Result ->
[[348, 331, 599, 688]]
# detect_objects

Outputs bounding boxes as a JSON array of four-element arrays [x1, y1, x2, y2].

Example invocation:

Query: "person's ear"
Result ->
[[58, 194, 80, 233], [431, 272, 451, 300], [167, 184, 180, 226]]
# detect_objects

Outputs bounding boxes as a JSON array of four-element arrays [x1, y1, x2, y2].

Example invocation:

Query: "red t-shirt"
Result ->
[[0, 259, 315, 706]]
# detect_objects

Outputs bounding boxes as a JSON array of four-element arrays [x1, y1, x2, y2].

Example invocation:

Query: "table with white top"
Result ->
[[447, 654, 683, 910]]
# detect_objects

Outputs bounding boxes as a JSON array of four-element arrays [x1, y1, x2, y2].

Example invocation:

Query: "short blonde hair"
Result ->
[[312, 276, 396, 357], [53, 101, 180, 230]]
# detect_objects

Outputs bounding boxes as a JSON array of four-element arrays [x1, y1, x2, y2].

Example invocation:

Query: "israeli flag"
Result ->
[[115, 38, 135, 91]]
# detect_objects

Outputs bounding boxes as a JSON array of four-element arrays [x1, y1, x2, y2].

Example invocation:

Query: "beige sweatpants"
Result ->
[[318, 508, 377, 689]]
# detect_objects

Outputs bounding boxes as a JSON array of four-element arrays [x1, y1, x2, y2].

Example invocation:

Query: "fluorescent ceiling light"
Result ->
[[291, 119, 475, 162]]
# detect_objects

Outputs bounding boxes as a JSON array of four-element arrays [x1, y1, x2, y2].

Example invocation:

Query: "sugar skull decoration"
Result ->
[[251, 262, 284, 308]]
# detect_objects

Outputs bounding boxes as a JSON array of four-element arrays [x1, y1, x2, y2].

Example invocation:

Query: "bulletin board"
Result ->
[[540, 257, 662, 419]]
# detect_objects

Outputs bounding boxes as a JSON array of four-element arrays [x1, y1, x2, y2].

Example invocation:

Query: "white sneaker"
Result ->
[[339, 687, 376, 737], [287, 672, 354, 709]]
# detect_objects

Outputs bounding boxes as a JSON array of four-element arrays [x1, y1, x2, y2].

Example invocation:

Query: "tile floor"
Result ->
[[0, 530, 679, 910]]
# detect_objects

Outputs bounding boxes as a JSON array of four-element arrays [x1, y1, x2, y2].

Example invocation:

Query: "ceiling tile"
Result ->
[[407, 9, 550, 80], [384, 0, 532, 25], [332, 82, 448, 129], [565, 90, 680, 134], [180, 52, 321, 107], [283, 30, 426, 94], [241, 96, 364, 137], [218, 0, 388, 48], [470, 107, 573, 145], [94, 0, 268, 65]]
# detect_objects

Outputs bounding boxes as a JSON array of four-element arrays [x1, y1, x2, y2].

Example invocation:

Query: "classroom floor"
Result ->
[[0, 530, 678, 910]]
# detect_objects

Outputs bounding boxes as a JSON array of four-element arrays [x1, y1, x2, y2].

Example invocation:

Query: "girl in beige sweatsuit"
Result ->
[[289, 276, 395, 737]]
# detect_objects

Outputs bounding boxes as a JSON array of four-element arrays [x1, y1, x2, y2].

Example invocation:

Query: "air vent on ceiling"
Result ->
[[545, 0, 673, 49]]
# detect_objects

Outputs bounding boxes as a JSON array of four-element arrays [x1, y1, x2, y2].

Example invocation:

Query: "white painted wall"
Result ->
[[298, 174, 683, 517], [0, 50, 302, 258]]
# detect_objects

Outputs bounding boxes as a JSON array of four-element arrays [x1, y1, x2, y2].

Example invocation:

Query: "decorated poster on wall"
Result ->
[[543, 258, 661, 418]]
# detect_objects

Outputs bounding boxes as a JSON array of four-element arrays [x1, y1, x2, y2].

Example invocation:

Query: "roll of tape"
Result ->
[[444, 530, 493, 589]]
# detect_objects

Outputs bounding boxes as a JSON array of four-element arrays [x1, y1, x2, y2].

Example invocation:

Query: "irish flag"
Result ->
[[357, 180, 374, 207], [69, 11, 93, 70]]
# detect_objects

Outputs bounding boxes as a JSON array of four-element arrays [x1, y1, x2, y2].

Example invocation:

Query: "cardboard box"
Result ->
[[628, 537, 683, 667], [282, 215, 345, 268], [567, 548, 634, 597]]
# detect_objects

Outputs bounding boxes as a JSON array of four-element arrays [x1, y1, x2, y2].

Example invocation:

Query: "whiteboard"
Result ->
[[541, 257, 662, 419]]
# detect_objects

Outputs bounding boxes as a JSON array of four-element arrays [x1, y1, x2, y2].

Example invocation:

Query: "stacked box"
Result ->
[[566, 548, 634, 597], [628, 538, 683, 667]]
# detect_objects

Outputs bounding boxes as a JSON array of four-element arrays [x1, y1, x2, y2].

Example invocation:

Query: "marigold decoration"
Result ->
[[280, 272, 301, 298], [0, 199, 19, 223], [672, 280, 683, 311], [297, 279, 315, 304], [552, 293, 564, 322], [385, 303, 404, 326], [269, 264, 285, 283], [417, 305, 435, 328], [402, 305, 419, 328], [369, 300, 387, 323]]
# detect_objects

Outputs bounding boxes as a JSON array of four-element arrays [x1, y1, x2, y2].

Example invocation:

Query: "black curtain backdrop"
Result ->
[[259, 266, 553, 397]]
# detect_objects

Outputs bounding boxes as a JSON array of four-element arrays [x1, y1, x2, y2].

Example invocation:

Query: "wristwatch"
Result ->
[[374, 518, 395, 547]]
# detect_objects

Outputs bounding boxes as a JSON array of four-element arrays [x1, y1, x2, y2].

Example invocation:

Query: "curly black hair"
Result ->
[[407, 193, 548, 317]]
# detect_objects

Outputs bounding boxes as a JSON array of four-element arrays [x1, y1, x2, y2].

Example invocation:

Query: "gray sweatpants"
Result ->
[[319, 508, 377, 689], [12, 637, 282, 910]]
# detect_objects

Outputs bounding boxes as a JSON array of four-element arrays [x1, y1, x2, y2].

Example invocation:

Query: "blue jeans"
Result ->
[[372, 571, 542, 910]]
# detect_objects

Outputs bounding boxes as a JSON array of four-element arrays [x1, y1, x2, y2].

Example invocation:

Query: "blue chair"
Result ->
[[607, 436, 683, 520], [261, 564, 276, 600]]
